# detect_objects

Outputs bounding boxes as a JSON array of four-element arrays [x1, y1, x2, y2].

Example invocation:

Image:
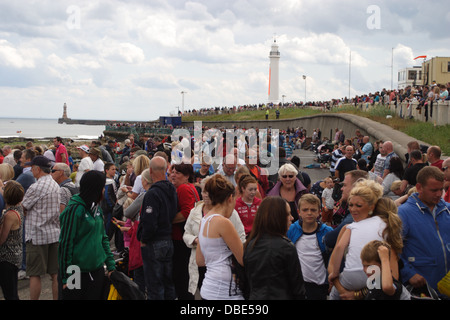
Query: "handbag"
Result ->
[[229, 255, 249, 299], [406, 282, 440, 300], [437, 271, 450, 298], [331, 181, 343, 202], [112, 203, 124, 220]]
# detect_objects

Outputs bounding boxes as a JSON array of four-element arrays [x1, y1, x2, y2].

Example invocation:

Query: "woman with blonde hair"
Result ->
[[328, 179, 403, 300], [128, 154, 150, 200], [0, 163, 15, 212], [0, 163, 14, 182], [121, 168, 153, 294]]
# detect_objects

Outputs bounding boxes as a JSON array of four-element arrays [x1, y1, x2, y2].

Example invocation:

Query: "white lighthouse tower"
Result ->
[[268, 37, 280, 105]]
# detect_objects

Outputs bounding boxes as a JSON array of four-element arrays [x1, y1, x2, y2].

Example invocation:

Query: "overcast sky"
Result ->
[[1, 0, 449, 121]]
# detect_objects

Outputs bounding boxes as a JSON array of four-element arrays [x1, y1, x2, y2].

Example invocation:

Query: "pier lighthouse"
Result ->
[[268, 37, 280, 105]]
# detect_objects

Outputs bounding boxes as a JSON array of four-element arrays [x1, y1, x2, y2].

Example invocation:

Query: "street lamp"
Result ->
[[302, 75, 307, 105], [181, 91, 187, 113]]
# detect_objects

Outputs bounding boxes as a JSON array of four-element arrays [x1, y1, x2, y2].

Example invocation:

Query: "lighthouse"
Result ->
[[268, 37, 280, 105], [62, 103, 68, 119]]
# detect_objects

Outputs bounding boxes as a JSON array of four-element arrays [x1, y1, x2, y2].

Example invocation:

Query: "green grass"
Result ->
[[182, 104, 450, 155], [181, 107, 322, 122]]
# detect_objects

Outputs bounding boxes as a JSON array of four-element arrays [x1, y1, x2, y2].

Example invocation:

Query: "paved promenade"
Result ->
[[2, 148, 330, 300]]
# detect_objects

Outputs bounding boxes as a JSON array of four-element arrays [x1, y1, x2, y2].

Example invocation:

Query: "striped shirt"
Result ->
[[330, 148, 343, 174], [22, 174, 61, 245]]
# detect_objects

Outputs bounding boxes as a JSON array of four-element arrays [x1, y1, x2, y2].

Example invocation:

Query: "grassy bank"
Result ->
[[183, 105, 450, 155]]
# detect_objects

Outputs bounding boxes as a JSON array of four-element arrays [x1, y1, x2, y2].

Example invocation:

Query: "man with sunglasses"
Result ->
[[51, 163, 78, 213]]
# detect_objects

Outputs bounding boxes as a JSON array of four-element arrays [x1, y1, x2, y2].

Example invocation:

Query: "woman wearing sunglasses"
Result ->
[[267, 163, 308, 222]]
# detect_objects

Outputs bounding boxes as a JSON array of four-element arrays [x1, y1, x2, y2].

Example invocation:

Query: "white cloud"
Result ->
[[0, 0, 448, 120], [0, 39, 42, 68], [283, 33, 367, 67], [47, 53, 102, 70], [98, 37, 145, 64]]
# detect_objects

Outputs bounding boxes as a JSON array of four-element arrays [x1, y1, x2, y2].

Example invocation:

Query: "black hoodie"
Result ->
[[137, 180, 178, 244]]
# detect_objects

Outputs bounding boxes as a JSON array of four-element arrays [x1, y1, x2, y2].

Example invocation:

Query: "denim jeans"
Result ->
[[141, 239, 176, 300]]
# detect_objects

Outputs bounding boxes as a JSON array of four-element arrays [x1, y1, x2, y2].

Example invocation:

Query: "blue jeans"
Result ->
[[141, 240, 176, 300]]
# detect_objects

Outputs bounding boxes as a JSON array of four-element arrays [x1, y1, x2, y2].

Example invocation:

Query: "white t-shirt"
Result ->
[[322, 187, 334, 209], [75, 156, 94, 187], [295, 233, 327, 285], [131, 175, 145, 195], [92, 158, 104, 172], [345, 215, 386, 272]]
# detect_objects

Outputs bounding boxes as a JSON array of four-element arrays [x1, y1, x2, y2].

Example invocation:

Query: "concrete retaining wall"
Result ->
[[183, 113, 431, 162]]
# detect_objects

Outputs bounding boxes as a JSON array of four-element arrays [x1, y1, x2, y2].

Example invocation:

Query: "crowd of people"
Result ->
[[180, 82, 450, 126], [0, 123, 449, 301]]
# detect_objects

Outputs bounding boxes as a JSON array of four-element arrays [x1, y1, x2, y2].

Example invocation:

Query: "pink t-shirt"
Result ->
[[55, 144, 69, 165]]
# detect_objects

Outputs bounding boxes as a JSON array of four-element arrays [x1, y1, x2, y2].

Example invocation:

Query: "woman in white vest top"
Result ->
[[328, 179, 403, 300]]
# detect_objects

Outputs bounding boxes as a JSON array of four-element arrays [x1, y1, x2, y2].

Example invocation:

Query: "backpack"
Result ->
[[60, 180, 79, 196]]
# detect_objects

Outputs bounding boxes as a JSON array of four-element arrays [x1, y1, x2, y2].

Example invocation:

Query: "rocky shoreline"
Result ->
[[0, 136, 108, 162]]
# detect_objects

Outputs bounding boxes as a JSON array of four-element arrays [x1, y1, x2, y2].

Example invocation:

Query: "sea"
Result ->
[[0, 117, 105, 141]]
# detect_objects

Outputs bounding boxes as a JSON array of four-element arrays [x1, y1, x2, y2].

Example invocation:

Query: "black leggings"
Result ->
[[61, 267, 109, 300], [0, 261, 19, 300]]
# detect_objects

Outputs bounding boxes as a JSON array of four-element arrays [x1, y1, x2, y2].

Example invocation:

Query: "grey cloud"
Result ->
[[178, 78, 201, 90], [133, 76, 178, 89]]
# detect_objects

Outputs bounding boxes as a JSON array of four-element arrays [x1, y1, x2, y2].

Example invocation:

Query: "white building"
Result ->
[[398, 66, 422, 89], [268, 38, 280, 105]]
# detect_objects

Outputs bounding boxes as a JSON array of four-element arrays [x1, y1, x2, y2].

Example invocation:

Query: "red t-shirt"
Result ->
[[444, 189, 450, 203], [431, 159, 444, 170], [173, 183, 199, 240], [235, 196, 262, 235], [55, 144, 69, 165]]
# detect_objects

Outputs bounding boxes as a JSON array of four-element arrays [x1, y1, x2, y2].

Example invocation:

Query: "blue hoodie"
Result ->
[[287, 221, 333, 267], [398, 193, 450, 294]]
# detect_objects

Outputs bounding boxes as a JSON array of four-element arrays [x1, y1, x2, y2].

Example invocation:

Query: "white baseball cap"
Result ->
[[76, 145, 90, 153]]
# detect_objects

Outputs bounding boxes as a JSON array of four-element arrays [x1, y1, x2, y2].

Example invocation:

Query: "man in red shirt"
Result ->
[[427, 145, 444, 170], [53, 136, 69, 165], [443, 158, 450, 203]]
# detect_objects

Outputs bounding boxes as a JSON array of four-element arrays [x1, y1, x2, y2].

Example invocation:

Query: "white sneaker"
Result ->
[[18, 270, 28, 280]]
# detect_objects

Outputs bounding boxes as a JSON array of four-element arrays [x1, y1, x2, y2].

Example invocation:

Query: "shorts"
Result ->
[[26, 242, 59, 277], [321, 208, 333, 223]]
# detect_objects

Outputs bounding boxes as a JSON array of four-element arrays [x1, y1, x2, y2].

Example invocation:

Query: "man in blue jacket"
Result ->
[[398, 166, 450, 298]]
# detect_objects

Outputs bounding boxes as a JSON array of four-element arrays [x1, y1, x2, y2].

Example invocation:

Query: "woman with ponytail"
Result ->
[[328, 179, 403, 300]]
